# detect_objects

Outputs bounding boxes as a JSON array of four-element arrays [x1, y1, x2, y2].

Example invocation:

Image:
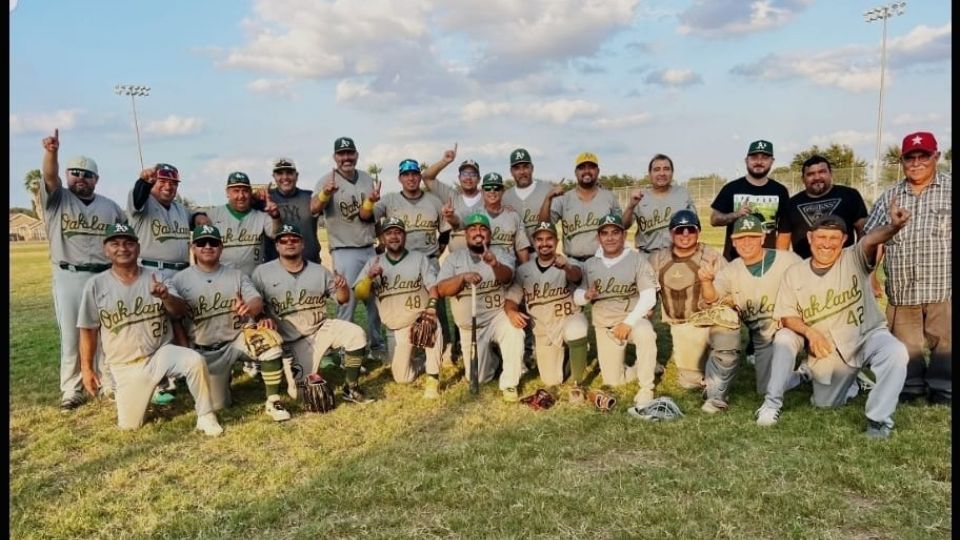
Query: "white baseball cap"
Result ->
[[65, 155, 99, 175]]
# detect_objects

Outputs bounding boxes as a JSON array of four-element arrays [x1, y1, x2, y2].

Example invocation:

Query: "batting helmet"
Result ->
[[669, 210, 701, 231]]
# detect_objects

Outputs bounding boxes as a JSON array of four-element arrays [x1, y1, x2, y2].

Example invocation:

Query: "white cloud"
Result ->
[[643, 68, 703, 87], [677, 0, 813, 38], [891, 112, 942, 126], [248, 78, 297, 98], [9, 109, 83, 134], [143, 115, 204, 137], [461, 100, 511, 122], [459, 99, 600, 124], [593, 113, 651, 129], [809, 130, 879, 148], [201, 157, 271, 182]]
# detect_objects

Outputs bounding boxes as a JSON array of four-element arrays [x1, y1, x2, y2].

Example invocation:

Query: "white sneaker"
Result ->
[[633, 389, 654, 409], [282, 356, 300, 400], [242, 361, 260, 378], [196, 412, 224, 436], [755, 406, 780, 427], [423, 377, 440, 400], [701, 399, 727, 414], [265, 397, 291, 422]]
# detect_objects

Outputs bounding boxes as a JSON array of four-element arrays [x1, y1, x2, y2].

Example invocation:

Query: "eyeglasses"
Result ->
[[68, 169, 96, 179], [194, 239, 221, 248], [277, 237, 301, 245], [459, 171, 479, 179], [672, 226, 699, 235], [482, 185, 503, 192], [902, 153, 934, 164]]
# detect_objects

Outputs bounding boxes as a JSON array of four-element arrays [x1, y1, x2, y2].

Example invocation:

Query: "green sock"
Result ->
[[343, 348, 364, 384], [568, 337, 588, 384], [260, 358, 283, 398]]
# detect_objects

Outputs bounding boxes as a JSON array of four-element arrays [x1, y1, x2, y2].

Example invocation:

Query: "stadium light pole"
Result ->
[[114, 84, 150, 170], [864, 2, 906, 200]]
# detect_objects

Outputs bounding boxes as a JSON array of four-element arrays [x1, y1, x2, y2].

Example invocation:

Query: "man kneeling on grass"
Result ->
[[774, 210, 909, 439], [78, 223, 223, 436]]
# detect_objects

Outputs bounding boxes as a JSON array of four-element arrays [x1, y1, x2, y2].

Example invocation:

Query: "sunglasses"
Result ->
[[277, 237, 301, 245], [68, 169, 96, 179], [459, 171, 479, 179], [673, 226, 699, 235], [482, 185, 503, 192], [902, 153, 934, 164], [194, 239, 221, 248]]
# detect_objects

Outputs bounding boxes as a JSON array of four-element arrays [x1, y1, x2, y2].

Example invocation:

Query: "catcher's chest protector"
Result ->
[[658, 256, 702, 321]]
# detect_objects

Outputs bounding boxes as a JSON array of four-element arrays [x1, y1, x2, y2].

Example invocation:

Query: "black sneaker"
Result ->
[[865, 419, 892, 439], [342, 384, 371, 404], [59, 394, 85, 413]]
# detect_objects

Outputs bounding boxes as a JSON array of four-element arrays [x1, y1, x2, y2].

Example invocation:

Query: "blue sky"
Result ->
[[10, 0, 951, 209]]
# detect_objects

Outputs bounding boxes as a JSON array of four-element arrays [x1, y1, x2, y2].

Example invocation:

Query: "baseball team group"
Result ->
[[37, 126, 950, 439]]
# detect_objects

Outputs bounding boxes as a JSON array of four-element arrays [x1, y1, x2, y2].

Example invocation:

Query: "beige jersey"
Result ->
[[630, 186, 695, 253], [550, 188, 621, 258], [774, 244, 886, 361], [712, 250, 802, 346], [127, 191, 191, 264], [314, 170, 377, 249], [649, 243, 726, 324], [355, 250, 437, 330], [507, 259, 582, 338], [457, 207, 530, 267], [579, 250, 657, 327], [203, 205, 277, 276], [252, 259, 338, 342], [503, 180, 555, 244], [40, 185, 125, 265], [171, 265, 261, 347], [373, 191, 450, 257], [437, 248, 512, 328], [77, 269, 175, 366], [426, 180, 483, 252]]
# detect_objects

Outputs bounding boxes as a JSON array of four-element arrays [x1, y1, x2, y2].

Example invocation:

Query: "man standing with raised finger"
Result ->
[[503, 148, 555, 248], [255, 157, 323, 264], [40, 128, 126, 412]]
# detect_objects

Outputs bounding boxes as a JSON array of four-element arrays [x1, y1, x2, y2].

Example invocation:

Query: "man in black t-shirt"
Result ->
[[776, 155, 868, 259], [710, 140, 790, 261]]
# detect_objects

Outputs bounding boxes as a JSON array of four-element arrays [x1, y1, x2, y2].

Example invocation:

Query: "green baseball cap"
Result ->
[[463, 213, 491, 229], [334, 137, 357, 152], [226, 171, 251, 187], [730, 215, 764, 239], [597, 213, 624, 230], [747, 140, 774, 156], [532, 221, 557, 237], [510, 148, 532, 166], [275, 223, 303, 239], [103, 222, 138, 243], [481, 172, 504, 187], [191, 224, 222, 243], [382, 216, 406, 232]]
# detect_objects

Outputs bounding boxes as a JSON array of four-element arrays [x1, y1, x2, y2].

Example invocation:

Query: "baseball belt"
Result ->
[[194, 341, 231, 352], [140, 259, 190, 271], [58, 262, 112, 273]]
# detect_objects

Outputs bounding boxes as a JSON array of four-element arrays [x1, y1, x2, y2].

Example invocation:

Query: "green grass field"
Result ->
[[9, 238, 951, 539]]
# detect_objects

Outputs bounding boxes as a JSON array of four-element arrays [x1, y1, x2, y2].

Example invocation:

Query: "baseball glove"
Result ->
[[302, 373, 336, 413], [410, 310, 439, 349], [687, 306, 741, 330], [241, 323, 284, 361], [519, 388, 556, 411], [587, 390, 617, 412], [627, 397, 684, 422]]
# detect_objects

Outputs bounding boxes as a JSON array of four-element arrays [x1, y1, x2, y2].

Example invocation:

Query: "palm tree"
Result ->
[[366, 163, 383, 182], [23, 169, 43, 224]]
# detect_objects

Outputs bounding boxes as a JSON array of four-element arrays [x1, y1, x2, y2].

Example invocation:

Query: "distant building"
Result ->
[[9, 212, 46, 241]]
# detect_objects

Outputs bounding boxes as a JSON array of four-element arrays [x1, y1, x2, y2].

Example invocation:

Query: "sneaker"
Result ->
[[755, 406, 780, 427], [423, 377, 440, 400], [59, 394, 85, 413], [568, 384, 586, 404], [196, 412, 224, 437], [865, 419, 892, 439], [856, 371, 876, 393], [242, 361, 260, 378], [159, 376, 178, 392], [796, 363, 813, 383], [502, 387, 519, 403], [342, 383, 370, 404], [701, 399, 728, 414], [746, 354, 756, 366], [151, 388, 175, 406], [282, 356, 300, 400], [265, 398, 291, 422], [634, 389, 655, 409]]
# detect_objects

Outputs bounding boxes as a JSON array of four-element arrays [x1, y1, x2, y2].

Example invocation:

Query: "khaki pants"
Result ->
[[594, 319, 657, 391], [886, 301, 951, 401], [289, 319, 368, 376], [386, 324, 443, 383]]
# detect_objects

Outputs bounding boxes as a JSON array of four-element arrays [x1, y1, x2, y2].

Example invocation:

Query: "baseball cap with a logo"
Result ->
[[103, 222, 138, 243], [191, 224, 222, 243], [398, 159, 420, 174], [66, 156, 99, 175], [272, 158, 297, 172], [275, 223, 303, 240], [597, 213, 624, 230], [575, 152, 599, 167], [155, 163, 180, 181], [382, 216, 406, 232], [747, 140, 774, 156], [900, 131, 938, 156], [334, 137, 357, 152], [226, 171, 251, 187], [510, 148, 532, 166], [730, 215, 764, 239], [482, 172, 504, 188], [463, 213, 491, 229], [533, 221, 557, 237], [458, 159, 480, 174]]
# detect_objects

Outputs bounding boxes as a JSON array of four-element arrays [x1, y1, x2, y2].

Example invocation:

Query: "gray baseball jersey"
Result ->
[[127, 191, 191, 264], [630, 186, 695, 252], [314, 170, 376, 249], [579, 250, 657, 327], [774, 245, 886, 361], [252, 259, 339, 343], [262, 188, 321, 263], [40, 184, 125, 265], [170, 265, 261, 346], [456, 207, 530, 267], [506, 259, 582, 341], [77, 269, 176, 365], [426, 180, 483, 252], [712, 250, 802, 346], [374, 192, 451, 257], [355, 250, 437, 330], [203, 205, 277, 276], [503, 180, 555, 244], [437, 249, 511, 328], [649, 244, 726, 324], [550, 188, 622, 258]]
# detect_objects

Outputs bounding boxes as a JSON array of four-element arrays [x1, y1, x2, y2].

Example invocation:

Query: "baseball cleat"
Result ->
[[341, 383, 373, 404], [633, 389, 655, 409], [755, 406, 780, 427], [701, 399, 728, 414], [502, 387, 519, 403], [58, 394, 85, 413], [195, 412, 224, 437], [865, 419, 892, 439], [265, 398, 291, 422], [423, 377, 440, 400]]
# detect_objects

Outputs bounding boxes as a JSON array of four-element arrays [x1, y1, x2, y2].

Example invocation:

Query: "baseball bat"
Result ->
[[469, 282, 479, 395]]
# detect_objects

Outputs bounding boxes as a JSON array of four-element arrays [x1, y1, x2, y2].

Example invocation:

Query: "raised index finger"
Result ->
[[53, 128, 59, 140], [453, 142, 458, 154]]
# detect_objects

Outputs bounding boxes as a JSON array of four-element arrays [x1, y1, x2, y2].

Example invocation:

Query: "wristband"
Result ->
[[317, 192, 331, 204], [427, 298, 438, 309], [362, 199, 375, 211]]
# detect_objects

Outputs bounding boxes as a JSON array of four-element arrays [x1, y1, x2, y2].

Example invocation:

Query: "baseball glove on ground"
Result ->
[[687, 306, 741, 330], [627, 397, 684, 422], [241, 323, 284, 361], [519, 388, 556, 410], [587, 390, 617, 412], [302, 373, 336, 413], [410, 311, 438, 349]]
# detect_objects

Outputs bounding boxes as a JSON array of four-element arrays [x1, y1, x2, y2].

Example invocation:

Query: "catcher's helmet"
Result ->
[[669, 210, 701, 231]]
